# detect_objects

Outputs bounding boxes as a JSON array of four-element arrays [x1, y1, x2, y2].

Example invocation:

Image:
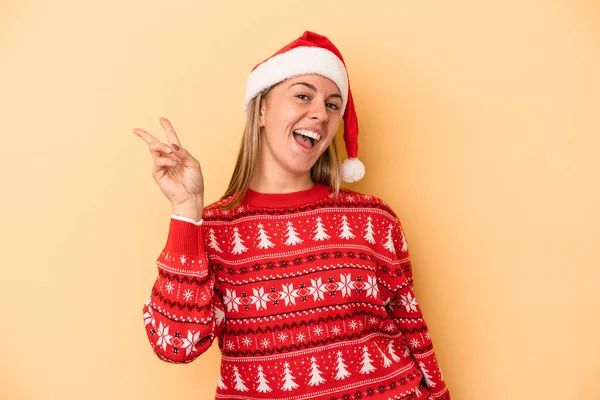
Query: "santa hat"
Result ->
[[244, 31, 365, 183]]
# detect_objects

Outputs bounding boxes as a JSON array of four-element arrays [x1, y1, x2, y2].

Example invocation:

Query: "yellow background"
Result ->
[[1, 0, 599, 399]]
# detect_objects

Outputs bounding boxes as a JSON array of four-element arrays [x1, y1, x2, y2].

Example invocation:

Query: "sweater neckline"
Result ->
[[243, 183, 331, 209]]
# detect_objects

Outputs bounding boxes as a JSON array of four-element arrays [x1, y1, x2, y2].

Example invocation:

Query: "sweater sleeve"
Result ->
[[378, 218, 451, 400], [142, 217, 225, 363]]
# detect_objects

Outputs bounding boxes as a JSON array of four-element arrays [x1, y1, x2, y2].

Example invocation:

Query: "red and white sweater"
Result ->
[[142, 184, 450, 400]]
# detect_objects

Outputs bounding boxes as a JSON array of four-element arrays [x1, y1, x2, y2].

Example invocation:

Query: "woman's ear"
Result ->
[[258, 102, 266, 128]]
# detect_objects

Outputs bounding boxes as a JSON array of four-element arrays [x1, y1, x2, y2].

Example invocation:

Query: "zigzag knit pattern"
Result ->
[[143, 184, 450, 400]]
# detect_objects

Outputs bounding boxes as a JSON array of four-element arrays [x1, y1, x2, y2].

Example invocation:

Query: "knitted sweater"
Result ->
[[142, 184, 450, 400]]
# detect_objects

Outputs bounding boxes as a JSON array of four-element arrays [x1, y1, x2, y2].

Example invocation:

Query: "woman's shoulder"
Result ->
[[201, 195, 236, 221]]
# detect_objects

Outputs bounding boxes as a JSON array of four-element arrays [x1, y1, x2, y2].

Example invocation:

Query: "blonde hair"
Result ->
[[220, 87, 342, 210]]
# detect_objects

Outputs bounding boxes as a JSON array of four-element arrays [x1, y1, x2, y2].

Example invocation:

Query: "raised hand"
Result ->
[[133, 117, 204, 219]]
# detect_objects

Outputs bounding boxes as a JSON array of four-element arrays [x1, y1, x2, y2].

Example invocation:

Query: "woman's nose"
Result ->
[[309, 101, 328, 123]]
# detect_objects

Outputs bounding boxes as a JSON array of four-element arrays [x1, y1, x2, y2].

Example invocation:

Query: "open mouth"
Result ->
[[293, 129, 321, 149]]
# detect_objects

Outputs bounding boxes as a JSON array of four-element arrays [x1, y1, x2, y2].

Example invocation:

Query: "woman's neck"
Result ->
[[249, 171, 315, 194]]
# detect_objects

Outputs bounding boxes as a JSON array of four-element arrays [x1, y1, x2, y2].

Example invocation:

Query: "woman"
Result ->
[[135, 31, 450, 400]]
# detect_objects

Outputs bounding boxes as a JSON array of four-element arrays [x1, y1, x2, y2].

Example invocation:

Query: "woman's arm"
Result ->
[[378, 218, 451, 400], [142, 217, 225, 363]]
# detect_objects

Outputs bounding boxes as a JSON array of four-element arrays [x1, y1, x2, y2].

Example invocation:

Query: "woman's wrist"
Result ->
[[171, 197, 204, 221]]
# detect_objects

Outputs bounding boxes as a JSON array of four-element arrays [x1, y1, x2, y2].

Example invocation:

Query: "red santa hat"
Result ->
[[244, 31, 365, 183]]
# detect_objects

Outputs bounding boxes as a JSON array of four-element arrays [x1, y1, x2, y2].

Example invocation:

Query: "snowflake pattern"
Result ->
[[221, 272, 381, 313], [400, 293, 418, 312], [156, 322, 172, 351], [183, 289, 194, 302], [184, 330, 200, 356], [250, 287, 270, 310], [143, 305, 155, 327], [223, 288, 239, 312], [338, 273, 353, 297]]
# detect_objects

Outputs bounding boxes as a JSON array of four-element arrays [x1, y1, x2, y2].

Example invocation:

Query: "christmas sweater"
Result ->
[[142, 184, 450, 400]]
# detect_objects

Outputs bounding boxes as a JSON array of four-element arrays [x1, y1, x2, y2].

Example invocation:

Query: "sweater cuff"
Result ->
[[171, 214, 203, 226], [165, 217, 199, 256]]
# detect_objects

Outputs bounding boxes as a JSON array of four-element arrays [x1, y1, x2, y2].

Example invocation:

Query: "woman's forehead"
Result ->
[[283, 75, 341, 94]]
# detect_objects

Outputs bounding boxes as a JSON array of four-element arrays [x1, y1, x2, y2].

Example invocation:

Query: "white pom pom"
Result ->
[[341, 158, 365, 183]]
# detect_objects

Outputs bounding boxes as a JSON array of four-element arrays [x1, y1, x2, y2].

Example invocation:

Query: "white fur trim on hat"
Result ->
[[244, 46, 349, 115], [341, 158, 365, 183]]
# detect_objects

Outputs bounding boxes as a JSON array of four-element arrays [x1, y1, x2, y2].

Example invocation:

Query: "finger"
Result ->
[[133, 128, 159, 145], [148, 142, 180, 160], [159, 117, 181, 148], [169, 143, 197, 165], [155, 157, 179, 168]]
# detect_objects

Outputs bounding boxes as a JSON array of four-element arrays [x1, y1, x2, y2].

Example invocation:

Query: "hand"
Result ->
[[133, 118, 204, 211]]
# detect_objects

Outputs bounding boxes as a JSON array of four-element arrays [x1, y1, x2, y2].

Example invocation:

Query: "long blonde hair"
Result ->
[[220, 87, 342, 210]]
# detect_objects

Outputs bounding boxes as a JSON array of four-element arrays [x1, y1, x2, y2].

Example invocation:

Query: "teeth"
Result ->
[[293, 129, 321, 141]]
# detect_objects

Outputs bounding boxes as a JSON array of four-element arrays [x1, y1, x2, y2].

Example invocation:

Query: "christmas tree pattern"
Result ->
[[387, 341, 402, 362], [232, 365, 249, 392], [280, 362, 299, 391], [334, 351, 351, 380], [403, 343, 411, 358], [256, 224, 275, 249], [284, 221, 303, 245], [231, 227, 248, 254], [400, 227, 408, 252], [359, 345, 376, 374], [419, 362, 437, 387], [375, 343, 393, 367], [255, 365, 272, 393], [363, 216, 376, 244], [217, 372, 228, 390], [383, 224, 396, 254], [207, 228, 223, 253], [339, 215, 356, 239], [214, 306, 225, 326], [312, 217, 331, 241], [307, 356, 326, 386]]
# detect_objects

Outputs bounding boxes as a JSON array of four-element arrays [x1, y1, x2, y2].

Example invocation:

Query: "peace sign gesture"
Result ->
[[133, 118, 204, 217]]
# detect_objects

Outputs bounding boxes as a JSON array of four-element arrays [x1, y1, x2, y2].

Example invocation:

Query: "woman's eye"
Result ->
[[327, 103, 340, 111], [296, 94, 310, 100]]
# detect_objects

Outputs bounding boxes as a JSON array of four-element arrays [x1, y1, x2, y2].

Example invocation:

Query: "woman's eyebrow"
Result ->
[[289, 82, 342, 100]]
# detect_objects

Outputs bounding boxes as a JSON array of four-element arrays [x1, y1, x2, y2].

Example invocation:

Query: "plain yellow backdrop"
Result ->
[[1, 0, 599, 399]]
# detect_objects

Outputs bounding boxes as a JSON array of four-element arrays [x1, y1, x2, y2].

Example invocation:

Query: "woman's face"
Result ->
[[257, 74, 343, 180]]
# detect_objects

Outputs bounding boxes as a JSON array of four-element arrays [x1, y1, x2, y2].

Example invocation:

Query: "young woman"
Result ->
[[135, 31, 450, 400]]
